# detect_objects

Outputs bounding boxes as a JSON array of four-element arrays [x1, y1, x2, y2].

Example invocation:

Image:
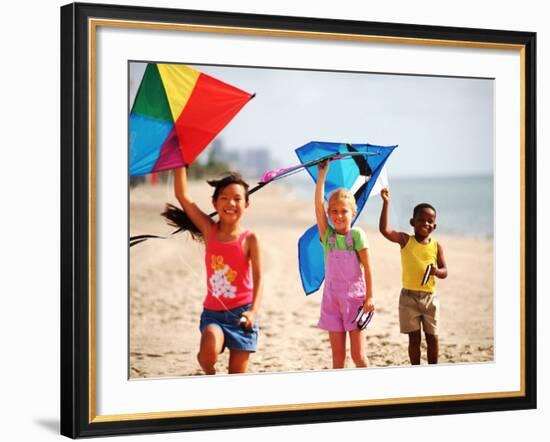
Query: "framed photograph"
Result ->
[[60, 2, 537, 438]]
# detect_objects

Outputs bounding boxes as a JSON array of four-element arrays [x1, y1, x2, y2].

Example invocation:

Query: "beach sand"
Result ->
[[129, 181, 493, 378]]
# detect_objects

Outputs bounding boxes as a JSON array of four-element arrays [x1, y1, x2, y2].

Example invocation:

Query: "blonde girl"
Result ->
[[315, 160, 374, 368]]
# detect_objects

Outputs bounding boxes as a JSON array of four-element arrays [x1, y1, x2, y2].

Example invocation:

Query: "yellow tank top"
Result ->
[[400, 235, 438, 293]]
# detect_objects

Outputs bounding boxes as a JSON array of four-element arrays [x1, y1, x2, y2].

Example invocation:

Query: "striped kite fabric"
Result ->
[[130, 63, 254, 176]]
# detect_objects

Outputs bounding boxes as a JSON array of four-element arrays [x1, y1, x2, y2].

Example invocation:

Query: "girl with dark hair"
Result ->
[[164, 166, 263, 375]]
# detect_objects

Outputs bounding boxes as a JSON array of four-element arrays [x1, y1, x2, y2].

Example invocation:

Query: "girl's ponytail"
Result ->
[[161, 203, 205, 241]]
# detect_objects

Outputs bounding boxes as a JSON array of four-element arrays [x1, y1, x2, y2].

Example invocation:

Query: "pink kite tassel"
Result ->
[[259, 166, 297, 183]]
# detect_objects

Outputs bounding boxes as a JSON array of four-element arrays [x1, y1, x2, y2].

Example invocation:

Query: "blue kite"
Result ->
[[295, 142, 397, 295]]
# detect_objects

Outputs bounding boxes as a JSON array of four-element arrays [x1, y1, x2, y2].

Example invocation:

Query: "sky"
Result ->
[[129, 62, 494, 179]]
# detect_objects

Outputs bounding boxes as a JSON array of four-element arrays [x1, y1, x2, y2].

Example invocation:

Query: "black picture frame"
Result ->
[[60, 2, 537, 438]]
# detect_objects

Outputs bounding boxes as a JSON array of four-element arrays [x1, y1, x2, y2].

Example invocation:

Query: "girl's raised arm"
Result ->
[[315, 161, 329, 240], [174, 167, 214, 237]]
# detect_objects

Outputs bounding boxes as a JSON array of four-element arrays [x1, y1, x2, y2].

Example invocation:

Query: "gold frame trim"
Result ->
[[519, 47, 526, 395], [89, 18, 97, 423], [91, 390, 524, 423], [88, 18, 527, 423], [90, 18, 524, 50]]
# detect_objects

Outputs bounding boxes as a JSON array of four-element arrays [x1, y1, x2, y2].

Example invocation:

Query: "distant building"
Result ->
[[239, 148, 271, 178], [201, 138, 277, 179]]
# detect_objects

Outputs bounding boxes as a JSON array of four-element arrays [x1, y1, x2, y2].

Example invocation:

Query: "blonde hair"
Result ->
[[328, 188, 357, 213]]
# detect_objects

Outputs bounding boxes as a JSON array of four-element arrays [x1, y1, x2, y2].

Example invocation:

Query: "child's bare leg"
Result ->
[[197, 325, 224, 375], [425, 333, 439, 364], [328, 331, 347, 368], [349, 329, 368, 367], [228, 350, 251, 374], [407, 330, 421, 365]]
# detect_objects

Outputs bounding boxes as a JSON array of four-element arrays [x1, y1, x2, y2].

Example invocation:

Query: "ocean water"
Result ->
[[286, 175, 494, 239]]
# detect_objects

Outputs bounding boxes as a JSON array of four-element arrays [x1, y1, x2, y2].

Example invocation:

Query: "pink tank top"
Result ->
[[203, 223, 253, 311]]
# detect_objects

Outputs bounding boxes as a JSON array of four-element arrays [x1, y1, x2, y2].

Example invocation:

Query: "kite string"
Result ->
[[385, 183, 402, 233], [175, 243, 242, 319], [130, 151, 382, 246]]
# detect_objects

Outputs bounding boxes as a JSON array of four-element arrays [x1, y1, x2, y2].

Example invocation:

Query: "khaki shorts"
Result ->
[[399, 288, 439, 335]]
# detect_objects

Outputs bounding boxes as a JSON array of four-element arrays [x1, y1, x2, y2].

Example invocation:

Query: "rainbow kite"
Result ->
[[130, 63, 254, 176]]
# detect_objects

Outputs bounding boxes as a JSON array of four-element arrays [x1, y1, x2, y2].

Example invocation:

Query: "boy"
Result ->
[[379, 188, 447, 364]]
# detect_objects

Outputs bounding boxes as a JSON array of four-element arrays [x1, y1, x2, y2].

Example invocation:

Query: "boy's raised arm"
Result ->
[[315, 160, 329, 240], [379, 188, 408, 247], [174, 167, 214, 237]]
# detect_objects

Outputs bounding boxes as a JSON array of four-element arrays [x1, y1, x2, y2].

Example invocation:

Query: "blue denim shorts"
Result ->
[[199, 304, 259, 353]]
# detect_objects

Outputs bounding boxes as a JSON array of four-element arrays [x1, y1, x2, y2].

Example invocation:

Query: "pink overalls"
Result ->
[[318, 231, 366, 332]]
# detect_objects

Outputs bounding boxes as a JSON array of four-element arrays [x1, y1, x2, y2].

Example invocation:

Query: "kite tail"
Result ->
[[161, 203, 204, 241]]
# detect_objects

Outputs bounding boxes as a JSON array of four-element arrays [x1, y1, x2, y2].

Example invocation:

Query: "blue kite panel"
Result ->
[[129, 113, 174, 176], [298, 225, 326, 295]]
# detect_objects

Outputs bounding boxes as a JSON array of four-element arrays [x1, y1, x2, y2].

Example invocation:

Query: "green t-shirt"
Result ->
[[320, 226, 369, 261]]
